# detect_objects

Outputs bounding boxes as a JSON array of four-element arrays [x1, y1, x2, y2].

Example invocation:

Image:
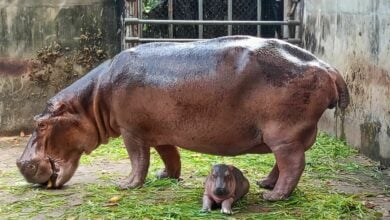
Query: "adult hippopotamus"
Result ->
[[17, 35, 349, 201]]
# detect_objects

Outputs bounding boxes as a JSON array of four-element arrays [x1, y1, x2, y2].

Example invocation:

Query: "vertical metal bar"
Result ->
[[297, 0, 304, 46], [284, 0, 292, 38], [131, 0, 138, 47], [257, 0, 261, 37], [168, 0, 173, 38], [125, 0, 138, 48], [137, 0, 143, 39], [198, 0, 203, 39], [227, 0, 232, 35], [123, 0, 130, 49]]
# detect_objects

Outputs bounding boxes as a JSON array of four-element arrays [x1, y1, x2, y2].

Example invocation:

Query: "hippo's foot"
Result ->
[[155, 168, 181, 179], [262, 190, 289, 201], [117, 175, 143, 190], [200, 208, 211, 213], [256, 178, 276, 190], [221, 198, 234, 215], [155, 169, 170, 179], [221, 207, 233, 215], [257, 163, 279, 189]]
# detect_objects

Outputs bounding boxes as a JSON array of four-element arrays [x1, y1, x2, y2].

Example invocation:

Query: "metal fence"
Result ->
[[123, 0, 302, 48]]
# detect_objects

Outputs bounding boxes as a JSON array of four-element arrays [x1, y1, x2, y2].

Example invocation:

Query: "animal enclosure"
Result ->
[[0, 0, 389, 219], [122, 0, 302, 47]]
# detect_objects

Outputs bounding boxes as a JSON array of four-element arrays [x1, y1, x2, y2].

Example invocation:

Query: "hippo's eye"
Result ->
[[38, 122, 47, 130]]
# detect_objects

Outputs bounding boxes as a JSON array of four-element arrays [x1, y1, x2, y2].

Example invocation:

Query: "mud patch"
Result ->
[[387, 126, 390, 137], [360, 120, 381, 159], [28, 31, 107, 90]]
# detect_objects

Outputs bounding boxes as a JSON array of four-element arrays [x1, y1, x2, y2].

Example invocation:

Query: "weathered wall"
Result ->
[[0, 0, 121, 135], [303, 0, 390, 166]]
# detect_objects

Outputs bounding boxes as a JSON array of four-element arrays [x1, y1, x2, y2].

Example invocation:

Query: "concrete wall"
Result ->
[[303, 0, 390, 166], [0, 0, 121, 135]]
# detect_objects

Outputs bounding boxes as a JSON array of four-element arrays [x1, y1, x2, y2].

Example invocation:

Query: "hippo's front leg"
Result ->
[[201, 194, 213, 212], [221, 198, 234, 215], [118, 130, 150, 189]]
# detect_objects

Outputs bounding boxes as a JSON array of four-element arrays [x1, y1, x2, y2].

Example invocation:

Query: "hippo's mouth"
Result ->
[[45, 157, 59, 189]]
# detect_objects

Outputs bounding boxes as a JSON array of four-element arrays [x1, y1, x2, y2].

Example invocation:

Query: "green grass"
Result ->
[[80, 138, 128, 164], [0, 133, 381, 219]]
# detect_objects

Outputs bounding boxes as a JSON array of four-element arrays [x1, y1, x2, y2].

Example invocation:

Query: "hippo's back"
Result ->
[[111, 36, 326, 87]]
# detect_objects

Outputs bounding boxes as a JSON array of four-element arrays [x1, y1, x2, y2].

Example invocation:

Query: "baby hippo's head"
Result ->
[[210, 164, 234, 196]]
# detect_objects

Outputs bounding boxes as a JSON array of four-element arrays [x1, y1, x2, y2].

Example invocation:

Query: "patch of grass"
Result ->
[[0, 168, 20, 179], [60, 180, 370, 220], [305, 133, 360, 179], [0, 133, 380, 219], [80, 138, 128, 164], [305, 134, 382, 188], [0, 186, 68, 218]]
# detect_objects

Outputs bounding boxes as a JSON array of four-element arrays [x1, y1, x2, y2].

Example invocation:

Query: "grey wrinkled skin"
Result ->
[[17, 36, 349, 201]]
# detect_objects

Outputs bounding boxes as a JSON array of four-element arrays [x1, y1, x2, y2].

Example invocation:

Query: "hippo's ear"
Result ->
[[227, 165, 234, 172], [33, 102, 70, 122], [33, 114, 44, 121], [51, 102, 69, 117], [33, 113, 50, 122]]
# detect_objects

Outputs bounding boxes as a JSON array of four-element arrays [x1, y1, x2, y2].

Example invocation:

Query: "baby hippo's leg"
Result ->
[[221, 198, 234, 215], [201, 195, 213, 212]]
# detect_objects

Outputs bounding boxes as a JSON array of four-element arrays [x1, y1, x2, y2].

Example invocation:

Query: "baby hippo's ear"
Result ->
[[228, 165, 234, 172]]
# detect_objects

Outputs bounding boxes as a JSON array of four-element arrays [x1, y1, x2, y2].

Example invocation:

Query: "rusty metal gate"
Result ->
[[122, 0, 302, 48]]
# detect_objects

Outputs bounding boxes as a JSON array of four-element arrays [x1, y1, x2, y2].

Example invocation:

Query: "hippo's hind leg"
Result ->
[[246, 144, 279, 189], [261, 124, 317, 201], [154, 145, 181, 179], [118, 130, 150, 189], [257, 162, 279, 189], [263, 143, 305, 201]]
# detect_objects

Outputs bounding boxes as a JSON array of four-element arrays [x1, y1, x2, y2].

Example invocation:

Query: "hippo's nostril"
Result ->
[[17, 160, 39, 178], [215, 187, 227, 196], [17, 158, 54, 184]]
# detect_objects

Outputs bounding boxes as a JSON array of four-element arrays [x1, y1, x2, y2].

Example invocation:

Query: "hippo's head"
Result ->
[[210, 164, 234, 196], [16, 99, 99, 188]]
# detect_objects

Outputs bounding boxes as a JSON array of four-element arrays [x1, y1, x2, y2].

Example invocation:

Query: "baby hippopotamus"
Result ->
[[202, 164, 250, 214]]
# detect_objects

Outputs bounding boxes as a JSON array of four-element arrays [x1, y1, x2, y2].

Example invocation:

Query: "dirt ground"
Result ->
[[0, 136, 131, 219], [1, 136, 390, 219]]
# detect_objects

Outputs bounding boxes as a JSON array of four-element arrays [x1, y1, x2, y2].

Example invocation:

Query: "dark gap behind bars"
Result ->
[[141, 0, 284, 39]]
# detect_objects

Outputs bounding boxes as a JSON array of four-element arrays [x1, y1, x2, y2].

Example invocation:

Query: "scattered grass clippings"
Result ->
[[0, 133, 380, 219]]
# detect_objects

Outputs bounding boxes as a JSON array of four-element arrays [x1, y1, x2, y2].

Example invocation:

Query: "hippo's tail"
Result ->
[[329, 69, 350, 110]]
